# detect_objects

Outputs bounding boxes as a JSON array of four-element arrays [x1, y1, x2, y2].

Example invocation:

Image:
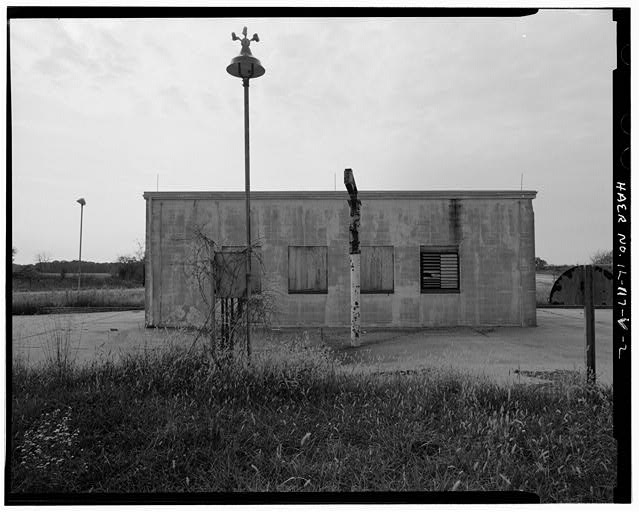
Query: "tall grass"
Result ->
[[41, 316, 81, 378], [9, 336, 615, 500], [12, 288, 144, 315]]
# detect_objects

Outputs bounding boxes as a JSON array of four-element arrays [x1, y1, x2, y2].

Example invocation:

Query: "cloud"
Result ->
[[201, 91, 219, 112], [27, 20, 137, 86], [128, 88, 152, 116], [144, 33, 173, 60], [160, 85, 190, 113], [33, 56, 66, 77]]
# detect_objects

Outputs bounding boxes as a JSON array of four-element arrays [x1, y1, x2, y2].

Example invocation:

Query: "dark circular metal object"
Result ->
[[549, 265, 613, 306]]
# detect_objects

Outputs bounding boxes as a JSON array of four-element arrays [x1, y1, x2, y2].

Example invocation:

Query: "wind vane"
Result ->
[[227, 26, 265, 79], [231, 27, 260, 55]]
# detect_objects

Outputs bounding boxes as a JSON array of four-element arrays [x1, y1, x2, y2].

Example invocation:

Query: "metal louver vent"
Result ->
[[421, 252, 459, 290]]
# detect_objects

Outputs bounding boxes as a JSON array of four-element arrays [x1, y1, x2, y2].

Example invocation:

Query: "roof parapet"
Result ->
[[143, 190, 538, 201]]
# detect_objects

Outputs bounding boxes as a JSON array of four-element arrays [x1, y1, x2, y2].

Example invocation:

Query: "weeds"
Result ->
[[15, 406, 87, 491], [41, 317, 81, 379], [9, 336, 615, 501]]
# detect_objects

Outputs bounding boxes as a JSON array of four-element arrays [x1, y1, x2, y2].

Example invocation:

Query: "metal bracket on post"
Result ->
[[344, 168, 361, 346]]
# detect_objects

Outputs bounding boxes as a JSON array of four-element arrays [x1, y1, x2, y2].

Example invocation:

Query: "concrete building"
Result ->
[[144, 190, 537, 328]]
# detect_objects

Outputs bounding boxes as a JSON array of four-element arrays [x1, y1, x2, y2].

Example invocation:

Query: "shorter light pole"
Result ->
[[76, 198, 86, 291]]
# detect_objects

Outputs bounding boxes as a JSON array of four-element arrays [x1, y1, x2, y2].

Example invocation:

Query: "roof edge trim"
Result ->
[[143, 190, 538, 201]]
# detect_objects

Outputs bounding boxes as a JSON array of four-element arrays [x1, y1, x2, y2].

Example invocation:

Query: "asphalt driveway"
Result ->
[[325, 309, 613, 384], [11, 308, 613, 384]]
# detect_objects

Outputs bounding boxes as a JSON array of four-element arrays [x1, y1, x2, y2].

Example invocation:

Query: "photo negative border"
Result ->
[[5, 5, 632, 506], [612, 7, 631, 504]]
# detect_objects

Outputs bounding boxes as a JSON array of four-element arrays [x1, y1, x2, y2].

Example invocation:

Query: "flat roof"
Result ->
[[143, 190, 537, 201]]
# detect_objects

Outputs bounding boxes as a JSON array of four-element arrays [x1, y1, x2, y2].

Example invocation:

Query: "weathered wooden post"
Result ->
[[344, 168, 361, 346], [584, 264, 596, 383]]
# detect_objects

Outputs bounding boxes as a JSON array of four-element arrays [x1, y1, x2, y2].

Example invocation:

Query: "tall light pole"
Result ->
[[76, 198, 86, 291], [226, 26, 265, 360]]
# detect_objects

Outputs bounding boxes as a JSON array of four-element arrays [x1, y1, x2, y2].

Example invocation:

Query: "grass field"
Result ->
[[536, 272, 558, 306], [12, 288, 145, 315], [12, 273, 142, 292], [8, 335, 615, 500]]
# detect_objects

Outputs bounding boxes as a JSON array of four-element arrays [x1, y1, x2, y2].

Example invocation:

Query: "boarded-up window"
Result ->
[[361, 246, 394, 293], [420, 247, 460, 292], [288, 246, 328, 293], [213, 247, 261, 298]]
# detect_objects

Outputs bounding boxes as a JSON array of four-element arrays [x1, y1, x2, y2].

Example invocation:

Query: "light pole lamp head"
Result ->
[[227, 26, 265, 79], [77, 198, 86, 206]]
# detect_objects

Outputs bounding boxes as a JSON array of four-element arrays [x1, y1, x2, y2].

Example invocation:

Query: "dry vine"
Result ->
[[185, 226, 279, 362]]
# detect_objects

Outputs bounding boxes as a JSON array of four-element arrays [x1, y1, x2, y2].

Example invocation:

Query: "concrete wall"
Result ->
[[144, 191, 537, 328]]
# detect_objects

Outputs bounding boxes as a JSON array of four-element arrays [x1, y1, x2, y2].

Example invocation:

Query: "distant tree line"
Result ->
[[115, 255, 145, 284], [11, 244, 146, 291], [13, 259, 144, 285], [536, 249, 612, 273], [15, 260, 118, 274], [590, 249, 612, 266]]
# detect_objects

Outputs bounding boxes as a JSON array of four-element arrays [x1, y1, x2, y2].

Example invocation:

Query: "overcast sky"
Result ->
[[10, 10, 616, 265]]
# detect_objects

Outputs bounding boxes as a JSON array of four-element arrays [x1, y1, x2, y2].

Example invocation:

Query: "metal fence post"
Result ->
[[584, 264, 596, 383]]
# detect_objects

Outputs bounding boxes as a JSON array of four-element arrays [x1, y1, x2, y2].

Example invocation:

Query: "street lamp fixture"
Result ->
[[226, 27, 265, 80], [76, 198, 86, 291], [227, 26, 265, 360]]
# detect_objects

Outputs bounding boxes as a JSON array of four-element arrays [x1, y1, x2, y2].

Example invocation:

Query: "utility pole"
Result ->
[[344, 168, 361, 346]]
